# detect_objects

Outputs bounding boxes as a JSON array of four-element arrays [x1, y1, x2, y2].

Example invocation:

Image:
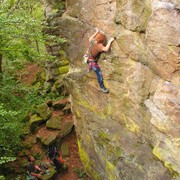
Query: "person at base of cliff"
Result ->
[[27, 156, 42, 180], [47, 144, 68, 173], [85, 28, 114, 93]]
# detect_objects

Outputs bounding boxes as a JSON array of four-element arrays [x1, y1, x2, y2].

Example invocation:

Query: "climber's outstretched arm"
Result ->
[[102, 37, 114, 52], [89, 28, 99, 42]]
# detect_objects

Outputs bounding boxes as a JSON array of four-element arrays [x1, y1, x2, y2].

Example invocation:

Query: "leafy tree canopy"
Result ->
[[0, 0, 44, 62], [0, 0, 66, 65]]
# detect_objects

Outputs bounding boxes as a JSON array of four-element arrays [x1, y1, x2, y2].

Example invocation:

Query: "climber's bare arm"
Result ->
[[89, 28, 99, 42], [102, 38, 114, 52]]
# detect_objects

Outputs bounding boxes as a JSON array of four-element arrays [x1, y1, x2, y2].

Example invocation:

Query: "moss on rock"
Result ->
[[61, 142, 69, 157], [40, 134, 57, 146], [46, 116, 63, 129], [153, 146, 179, 177], [106, 160, 116, 180], [122, 113, 140, 134], [98, 131, 109, 147], [59, 66, 69, 75], [36, 103, 52, 120], [29, 114, 44, 132], [78, 140, 100, 180], [61, 121, 74, 137]]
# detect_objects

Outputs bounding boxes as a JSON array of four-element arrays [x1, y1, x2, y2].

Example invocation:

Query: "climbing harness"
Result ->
[[82, 39, 96, 64], [82, 54, 89, 64]]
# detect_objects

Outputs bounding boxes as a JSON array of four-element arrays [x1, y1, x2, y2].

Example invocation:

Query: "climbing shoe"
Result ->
[[101, 87, 109, 93]]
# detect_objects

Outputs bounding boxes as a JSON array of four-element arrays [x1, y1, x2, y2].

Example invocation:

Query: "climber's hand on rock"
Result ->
[[95, 27, 99, 33], [110, 37, 115, 42]]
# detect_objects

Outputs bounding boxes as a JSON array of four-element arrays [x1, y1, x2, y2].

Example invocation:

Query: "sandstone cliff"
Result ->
[[42, 0, 180, 179]]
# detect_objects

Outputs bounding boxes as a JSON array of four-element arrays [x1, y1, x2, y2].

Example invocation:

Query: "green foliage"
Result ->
[[0, 0, 66, 67], [0, 75, 32, 156], [33, 153, 42, 160], [0, 175, 6, 180], [0, 72, 64, 158], [74, 168, 87, 178], [0, 0, 66, 168], [44, 34, 67, 46], [0, 0, 43, 61], [0, 157, 16, 165], [53, 1, 65, 11], [0, 75, 37, 156]]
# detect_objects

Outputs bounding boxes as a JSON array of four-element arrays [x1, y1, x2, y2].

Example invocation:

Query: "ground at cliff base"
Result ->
[[56, 129, 89, 180]]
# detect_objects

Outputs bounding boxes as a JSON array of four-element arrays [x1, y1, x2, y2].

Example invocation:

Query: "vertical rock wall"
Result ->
[[43, 0, 180, 179]]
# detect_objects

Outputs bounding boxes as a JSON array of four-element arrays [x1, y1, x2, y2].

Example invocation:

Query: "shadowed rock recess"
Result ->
[[42, 0, 180, 179]]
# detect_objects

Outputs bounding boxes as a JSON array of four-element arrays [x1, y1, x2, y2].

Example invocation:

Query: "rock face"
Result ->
[[43, 0, 180, 179]]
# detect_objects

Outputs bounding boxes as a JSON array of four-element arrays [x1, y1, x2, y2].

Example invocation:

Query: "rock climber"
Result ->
[[85, 28, 114, 93], [47, 144, 68, 173], [27, 156, 42, 180]]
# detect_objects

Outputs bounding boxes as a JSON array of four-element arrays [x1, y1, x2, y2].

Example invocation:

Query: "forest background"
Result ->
[[0, 0, 65, 165]]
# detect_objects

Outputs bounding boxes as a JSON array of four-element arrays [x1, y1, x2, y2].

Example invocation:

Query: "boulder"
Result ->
[[40, 134, 57, 146], [63, 104, 71, 115], [53, 78, 67, 95], [40, 168, 57, 180], [29, 114, 44, 132], [59, 65, 69, 75], [36, 103, 52, 120], [58, 50, 69, 67], [22, 135, 37, 149], [44, 81, 53, 92], [61, 120, 74, 138], [52, 99, 68, 110], [46, 116, 63, 129], [61, 142, 70, 157], [36, 127, 60, 146]]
